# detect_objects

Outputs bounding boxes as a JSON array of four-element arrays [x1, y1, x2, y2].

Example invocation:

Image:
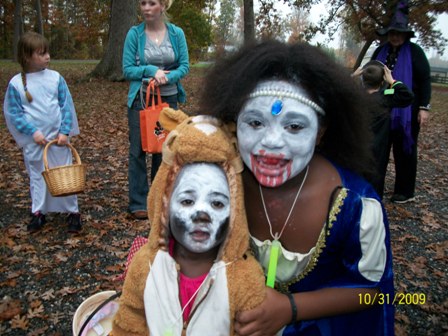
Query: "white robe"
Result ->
[[144, 251, 231, 336], [3, 69, 80, 213]]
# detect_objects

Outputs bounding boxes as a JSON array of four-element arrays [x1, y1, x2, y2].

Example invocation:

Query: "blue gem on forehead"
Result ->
[[271, 99, 283, 116]]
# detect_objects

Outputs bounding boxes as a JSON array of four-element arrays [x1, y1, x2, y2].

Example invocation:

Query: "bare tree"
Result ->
[[13, 0, 23, 61], [243, 0, 255, 44], [286, 7, 309, 43], [91, 0, 137, 81], [34, 0, 43, 34], [291, 0, 448, 69]]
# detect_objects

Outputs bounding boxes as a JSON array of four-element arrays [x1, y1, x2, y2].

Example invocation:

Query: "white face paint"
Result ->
[[169, 163, 230, 253], [237, 80, 320, 187]]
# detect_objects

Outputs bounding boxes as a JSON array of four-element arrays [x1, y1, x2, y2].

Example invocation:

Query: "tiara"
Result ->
[[248, 89, 325, 116]]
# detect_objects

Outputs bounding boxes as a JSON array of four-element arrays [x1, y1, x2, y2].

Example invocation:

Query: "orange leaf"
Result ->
[[41, 289, 55, 301], [10, 314, 28, 330], [0, 297, 23, 321], [27, 305, 45, 319]]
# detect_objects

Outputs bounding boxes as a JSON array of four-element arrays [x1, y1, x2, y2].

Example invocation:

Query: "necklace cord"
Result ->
[[259, 166, 309, 241]]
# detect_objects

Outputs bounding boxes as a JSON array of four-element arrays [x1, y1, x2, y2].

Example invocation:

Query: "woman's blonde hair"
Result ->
[[17, 32, 50, 102], [140, 0, 173, 21], [160, 0, 173, 10]]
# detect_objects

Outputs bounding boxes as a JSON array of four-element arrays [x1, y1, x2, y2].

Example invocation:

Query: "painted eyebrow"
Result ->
[[241, 107, 263, 115], [177, 190, 229, 198], [280, 111, 313, 121], [176, 189, 196, 197], [209, 192, 230, 200], [239, 109, 265, 121]]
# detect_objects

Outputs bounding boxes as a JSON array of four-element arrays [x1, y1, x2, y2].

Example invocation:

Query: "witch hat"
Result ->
[[376, 0, 415, 38]]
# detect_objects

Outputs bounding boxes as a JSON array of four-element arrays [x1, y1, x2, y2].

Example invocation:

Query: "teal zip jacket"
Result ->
[[123, 22, 189, 108]]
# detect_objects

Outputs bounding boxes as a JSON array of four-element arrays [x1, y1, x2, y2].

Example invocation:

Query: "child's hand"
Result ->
[[235, 287, 290, 335], [57, 133, 68, 146], [33, 130, 47, 145], [383, 66, 395, 86]]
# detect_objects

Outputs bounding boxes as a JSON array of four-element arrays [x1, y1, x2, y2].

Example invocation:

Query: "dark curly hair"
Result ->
[[200, 40, 374, 179]]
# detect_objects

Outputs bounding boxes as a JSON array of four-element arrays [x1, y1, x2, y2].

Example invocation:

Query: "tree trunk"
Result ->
[[13, 0, 23, 61], [243, 0, 255, 45], [354, 38, 374, 70], [91, 0, 137, 81], [34, 0, 44, 35]]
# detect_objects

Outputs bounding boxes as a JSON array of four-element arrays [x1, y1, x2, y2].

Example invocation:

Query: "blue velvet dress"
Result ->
[[251, 163, 395, 336]]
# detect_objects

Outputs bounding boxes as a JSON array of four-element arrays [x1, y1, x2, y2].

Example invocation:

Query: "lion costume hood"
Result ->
[[112, 109, 266, 336]]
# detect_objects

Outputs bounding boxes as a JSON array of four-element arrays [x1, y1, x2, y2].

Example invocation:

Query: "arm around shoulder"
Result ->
[[230, 254, 266, 312]]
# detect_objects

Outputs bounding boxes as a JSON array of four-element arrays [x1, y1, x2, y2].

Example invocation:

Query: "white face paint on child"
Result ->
[[237, 80, 320, 187], [169, 163, 230, 253]]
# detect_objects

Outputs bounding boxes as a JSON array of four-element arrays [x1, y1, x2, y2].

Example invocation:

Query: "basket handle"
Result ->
[[144, 79, 162, 110], [144, 79, 155, 109], [77, 291, 122, 336], [43, 139, 82, 171]]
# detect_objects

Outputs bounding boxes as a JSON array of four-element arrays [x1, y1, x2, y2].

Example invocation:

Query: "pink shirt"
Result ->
[[169, 238, 209, 321]]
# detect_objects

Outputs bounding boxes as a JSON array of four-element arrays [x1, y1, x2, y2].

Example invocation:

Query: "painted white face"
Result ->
[[237, 80, 320, 187], [169, 163, 230, 253]]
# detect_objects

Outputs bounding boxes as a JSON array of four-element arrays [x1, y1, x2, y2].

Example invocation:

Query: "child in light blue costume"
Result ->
[[3, 32, 82, 233]]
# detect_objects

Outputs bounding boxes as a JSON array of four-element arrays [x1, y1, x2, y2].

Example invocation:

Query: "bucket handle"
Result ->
[[77, 291, 121, 336]]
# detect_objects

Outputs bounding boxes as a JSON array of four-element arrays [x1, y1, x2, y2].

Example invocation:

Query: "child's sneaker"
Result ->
[[28, 212, 46, 233], [67, 213, 82, 233]]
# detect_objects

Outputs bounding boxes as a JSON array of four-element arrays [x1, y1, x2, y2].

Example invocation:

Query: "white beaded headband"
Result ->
[[248, 89, 326, 116]]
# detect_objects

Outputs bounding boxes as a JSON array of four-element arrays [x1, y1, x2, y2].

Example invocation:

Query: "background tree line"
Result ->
[[1, 0, 447, 80]]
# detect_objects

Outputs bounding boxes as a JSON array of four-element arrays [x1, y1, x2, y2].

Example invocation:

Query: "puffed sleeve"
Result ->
[[3, 81, 37, 147], [337, 194, 393, 291], [57, 75, 79, 136]]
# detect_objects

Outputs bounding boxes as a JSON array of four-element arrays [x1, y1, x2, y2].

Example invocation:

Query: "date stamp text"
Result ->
[[359, 293, 426, 305]]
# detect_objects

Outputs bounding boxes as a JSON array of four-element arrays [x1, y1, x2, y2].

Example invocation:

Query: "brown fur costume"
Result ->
[[112, 109, 266, 336]]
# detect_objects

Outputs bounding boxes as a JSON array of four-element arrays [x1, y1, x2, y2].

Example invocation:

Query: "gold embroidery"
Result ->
[[276, 188, 348, 293]]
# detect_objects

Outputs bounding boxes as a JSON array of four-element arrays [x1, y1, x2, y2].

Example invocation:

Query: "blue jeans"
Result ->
[[127, 92, 178, 213]]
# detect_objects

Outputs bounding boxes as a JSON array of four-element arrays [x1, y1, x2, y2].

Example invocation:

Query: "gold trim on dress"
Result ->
[[276, 188, 348, 293]]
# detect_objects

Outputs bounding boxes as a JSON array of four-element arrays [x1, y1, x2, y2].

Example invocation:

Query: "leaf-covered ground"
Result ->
[[0, 61, 446, 335]]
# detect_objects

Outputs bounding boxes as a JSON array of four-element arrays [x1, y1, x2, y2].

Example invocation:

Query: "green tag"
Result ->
[[266, 240, 281, 288], [384, 88, 395, 95], [163, 328, 174, 336]]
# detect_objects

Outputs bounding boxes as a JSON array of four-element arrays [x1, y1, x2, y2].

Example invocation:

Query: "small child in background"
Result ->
[[3, 32, 82, 233], [353, 60, 414, 198]]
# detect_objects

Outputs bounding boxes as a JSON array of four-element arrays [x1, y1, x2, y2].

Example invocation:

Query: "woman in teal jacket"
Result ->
[[122, 0, 189, 219]]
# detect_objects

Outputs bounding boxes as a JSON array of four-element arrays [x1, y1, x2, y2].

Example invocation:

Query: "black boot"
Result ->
[[28, 212, 46, 233], [67, 213, 82, 233]]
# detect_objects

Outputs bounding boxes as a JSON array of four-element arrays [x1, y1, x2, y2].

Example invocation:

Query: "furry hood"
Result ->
[[146, 108, 249, 263]]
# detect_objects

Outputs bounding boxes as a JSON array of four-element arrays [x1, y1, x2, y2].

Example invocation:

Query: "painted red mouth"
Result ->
[[250, 153, 292, 187], [253, 154, 290, 176]]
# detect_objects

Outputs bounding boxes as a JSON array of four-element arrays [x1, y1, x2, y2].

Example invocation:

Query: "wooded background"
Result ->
[[1, 1, 448, 334], [1, 0, 447, 77]]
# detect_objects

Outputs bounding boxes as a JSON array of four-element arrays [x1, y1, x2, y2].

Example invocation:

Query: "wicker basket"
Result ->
[[42, 139, 86, 197]]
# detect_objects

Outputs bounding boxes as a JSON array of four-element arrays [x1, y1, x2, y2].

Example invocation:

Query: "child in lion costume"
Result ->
[[112, 109, 266, 336]]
